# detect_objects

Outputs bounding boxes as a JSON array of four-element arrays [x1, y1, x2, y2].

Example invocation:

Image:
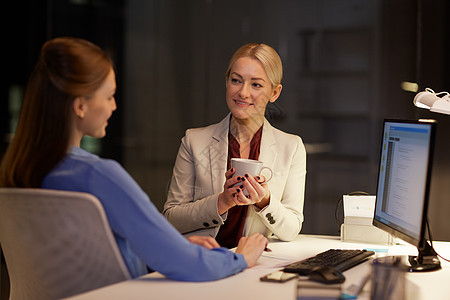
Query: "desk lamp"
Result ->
[[413, 88, 450, 115]]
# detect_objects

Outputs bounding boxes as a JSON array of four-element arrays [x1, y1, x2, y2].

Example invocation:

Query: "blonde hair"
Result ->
[[225, 43, 283, 88]]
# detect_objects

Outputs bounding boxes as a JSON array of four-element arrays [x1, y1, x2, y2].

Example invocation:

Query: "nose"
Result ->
[[239, 83, 250, 99]]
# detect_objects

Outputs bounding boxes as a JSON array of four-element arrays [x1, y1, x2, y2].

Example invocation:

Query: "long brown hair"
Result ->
[[0, 37, 113, 187]]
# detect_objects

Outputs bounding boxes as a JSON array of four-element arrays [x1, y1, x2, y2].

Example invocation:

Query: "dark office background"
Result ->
[[1, 0, 450, 298]]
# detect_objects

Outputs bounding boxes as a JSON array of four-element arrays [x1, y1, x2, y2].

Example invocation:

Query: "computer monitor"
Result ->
[[373, 118, 441, 272]]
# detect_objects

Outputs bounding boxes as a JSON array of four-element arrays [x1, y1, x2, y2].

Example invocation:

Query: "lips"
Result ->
[[234, 99, 253, 106]]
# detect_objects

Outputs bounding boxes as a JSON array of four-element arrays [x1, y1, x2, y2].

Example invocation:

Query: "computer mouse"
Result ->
[[308, 266, 345, 284]]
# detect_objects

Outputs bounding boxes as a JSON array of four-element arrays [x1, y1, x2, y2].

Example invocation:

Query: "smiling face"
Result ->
[[72, 68, 117, 144], [226, 57, 281, 124]]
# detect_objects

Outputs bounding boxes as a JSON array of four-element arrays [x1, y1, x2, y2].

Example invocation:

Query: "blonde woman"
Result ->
[[164, 43, 306, 248]]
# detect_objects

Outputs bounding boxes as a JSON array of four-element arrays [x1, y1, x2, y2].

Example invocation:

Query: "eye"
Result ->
[[231, 78, 241, 84], [252, 82, 263, 88]]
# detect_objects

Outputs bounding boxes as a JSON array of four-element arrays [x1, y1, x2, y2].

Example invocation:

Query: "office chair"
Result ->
[[0, 188, 131, 300]]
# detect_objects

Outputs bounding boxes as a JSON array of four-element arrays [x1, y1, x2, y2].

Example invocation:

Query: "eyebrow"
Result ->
[[231, 72, 266, 82]]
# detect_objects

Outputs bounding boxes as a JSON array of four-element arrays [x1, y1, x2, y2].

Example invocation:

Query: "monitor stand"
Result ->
[[406, 238, 441, 272], [381, 239, 441, 272]]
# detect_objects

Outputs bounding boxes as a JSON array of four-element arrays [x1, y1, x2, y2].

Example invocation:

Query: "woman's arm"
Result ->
[[252, 136, 306, 241], [90, 159, 251, 281], [163, 133, 225, 234]]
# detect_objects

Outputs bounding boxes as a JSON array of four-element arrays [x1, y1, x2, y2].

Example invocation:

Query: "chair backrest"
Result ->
[[0, 188, 131, 300]]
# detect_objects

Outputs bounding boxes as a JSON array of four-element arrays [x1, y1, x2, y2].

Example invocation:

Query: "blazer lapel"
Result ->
[[210, 114, 231, 193], [258, 119, 277, 177]]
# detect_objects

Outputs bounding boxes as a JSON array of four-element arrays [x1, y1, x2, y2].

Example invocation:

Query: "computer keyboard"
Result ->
[[283, 249, 375, 275]]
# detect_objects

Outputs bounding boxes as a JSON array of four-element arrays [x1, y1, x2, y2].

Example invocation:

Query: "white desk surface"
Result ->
[[68, 234, 450, 300]]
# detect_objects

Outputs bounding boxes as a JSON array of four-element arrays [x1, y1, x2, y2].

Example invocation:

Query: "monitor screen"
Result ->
[[373, 119, 436, 246]]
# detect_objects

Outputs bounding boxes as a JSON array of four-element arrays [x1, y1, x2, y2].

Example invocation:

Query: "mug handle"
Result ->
[[260, 166, 273, 183]]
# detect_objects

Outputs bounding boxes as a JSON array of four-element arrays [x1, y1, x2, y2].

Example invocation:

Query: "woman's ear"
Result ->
[[269, 84, 283, 103], [73, 97, 87, 119]]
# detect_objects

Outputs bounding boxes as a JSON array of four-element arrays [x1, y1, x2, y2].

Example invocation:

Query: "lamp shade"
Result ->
[[413, 88, 450, 115]]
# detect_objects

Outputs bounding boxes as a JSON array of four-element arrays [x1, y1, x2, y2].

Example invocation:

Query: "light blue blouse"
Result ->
[[42, 146, 247, 281]]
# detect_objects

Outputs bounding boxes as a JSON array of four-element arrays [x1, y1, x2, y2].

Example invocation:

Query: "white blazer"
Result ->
[[163, 113, 306, 241]]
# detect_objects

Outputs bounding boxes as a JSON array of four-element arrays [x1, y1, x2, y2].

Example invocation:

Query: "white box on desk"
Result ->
[[341, 219, 394, 245], [340, 195, 393, 245]]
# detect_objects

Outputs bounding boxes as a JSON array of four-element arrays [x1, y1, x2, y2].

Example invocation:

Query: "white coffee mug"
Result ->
[[230, 158, 273, 195]]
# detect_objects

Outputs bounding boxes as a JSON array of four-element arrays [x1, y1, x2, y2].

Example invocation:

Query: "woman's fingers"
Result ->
[[225, 167, 236, 179], [187, 236, 221, 249], [232, 187, 255, 206], [228, 172, 270, 207], [240, 174, 268, 202]]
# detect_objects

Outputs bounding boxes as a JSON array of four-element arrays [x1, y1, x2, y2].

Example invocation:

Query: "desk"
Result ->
[[68, 235, 450, 300]]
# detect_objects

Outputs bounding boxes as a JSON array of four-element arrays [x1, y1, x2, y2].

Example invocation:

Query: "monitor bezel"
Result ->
[[372, 118, 437, 248]]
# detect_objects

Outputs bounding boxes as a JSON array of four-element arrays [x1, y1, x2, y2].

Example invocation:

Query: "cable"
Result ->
[[334, 196, 342, 234], [427, 217, 450, 263], [334, 191, 370, 234]]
